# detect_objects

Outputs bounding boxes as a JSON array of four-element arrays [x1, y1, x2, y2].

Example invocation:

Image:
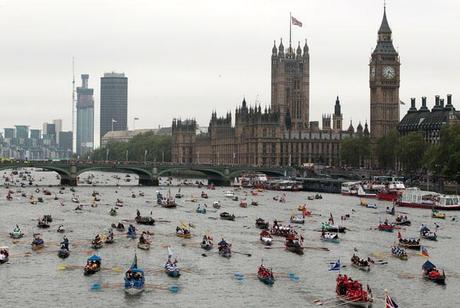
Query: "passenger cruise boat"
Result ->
[[341, 182, 360, 196], [397, 188, 460, 210]]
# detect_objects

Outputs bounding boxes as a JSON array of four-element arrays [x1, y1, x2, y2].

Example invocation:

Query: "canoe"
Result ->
[[421, 231, 437, 241], [31, 243, 44, 251], [336, 295, 373, 308], [176, 232, 191, 239], [137, 243, 150, 250], [258, 274, 275, 285], [219, 246, 232, 258], [200, 241, 213, 251], [377, 224, 394, 232], [196, 207, 207, 214], [423, 270, 446, 284], [165, 266, 181, 278], [9, 231, 24, 239], [255, 218, 269, 229], [135, 216, 155, 225], [321, 233, 340, 243], [394, 220, 411, 226], [391, 247, 408, 260], [285, 245, 304, 255], [220, 212, 235, 221], [351, 262, 370, 272], [84, 265, 101, 276]]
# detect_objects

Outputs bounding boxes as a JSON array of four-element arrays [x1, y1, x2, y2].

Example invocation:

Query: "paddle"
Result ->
[[233, 250, 251, 257]]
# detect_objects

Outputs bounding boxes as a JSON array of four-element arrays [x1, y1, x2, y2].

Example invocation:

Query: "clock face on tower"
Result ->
[[383, 66, 395, 79]]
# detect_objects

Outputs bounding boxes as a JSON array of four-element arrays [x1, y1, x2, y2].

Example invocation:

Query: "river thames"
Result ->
[[1, 170, 459, 307]]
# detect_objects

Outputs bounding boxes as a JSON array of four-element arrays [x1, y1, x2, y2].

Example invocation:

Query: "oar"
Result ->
[[233, 250, 251, 257]]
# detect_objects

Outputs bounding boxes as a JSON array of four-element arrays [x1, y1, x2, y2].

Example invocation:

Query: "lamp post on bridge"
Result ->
[[106, 148, 110, 161], [144, 149, 148, 164], [125, 150, 129, 162]]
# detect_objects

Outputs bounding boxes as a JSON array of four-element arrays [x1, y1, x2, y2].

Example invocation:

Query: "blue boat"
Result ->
[[196, 206, 207, 214], [84, 255, 101, 276], [124, 254, 145, 295], [127, 225, 137, 239], [165, 247, 181, 278]]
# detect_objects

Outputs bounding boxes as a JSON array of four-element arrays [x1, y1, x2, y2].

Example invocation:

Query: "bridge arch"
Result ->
[[76, 166, 154, 185], [227, 168, 286, 179]]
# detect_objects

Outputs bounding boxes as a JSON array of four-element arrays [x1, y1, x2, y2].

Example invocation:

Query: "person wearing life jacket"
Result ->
[[61, 236, 69, 250]]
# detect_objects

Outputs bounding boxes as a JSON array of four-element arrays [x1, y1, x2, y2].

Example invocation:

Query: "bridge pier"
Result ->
[[139, 177, 158, 186], [208, 177, 231, 187], [60, 177, 77, 186]]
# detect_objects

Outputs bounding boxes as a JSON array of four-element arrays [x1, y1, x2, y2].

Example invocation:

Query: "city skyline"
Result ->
[[0, 0, 459, 148]]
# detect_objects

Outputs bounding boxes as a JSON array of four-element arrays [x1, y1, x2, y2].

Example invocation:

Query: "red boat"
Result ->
[[336, 274, 373, 308], [378, 222, 394, 232], [377, 190, 399, 202]]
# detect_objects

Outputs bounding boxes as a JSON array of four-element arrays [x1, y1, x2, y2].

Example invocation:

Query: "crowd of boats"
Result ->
[[1, 168, 457, 306]]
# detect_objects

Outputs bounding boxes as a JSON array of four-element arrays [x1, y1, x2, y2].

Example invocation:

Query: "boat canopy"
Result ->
[[88, 255, 101, 262], [422, 260, 435, 271]]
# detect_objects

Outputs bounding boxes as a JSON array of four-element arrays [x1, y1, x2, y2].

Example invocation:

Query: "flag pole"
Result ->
[[289, 12, 292, 47]]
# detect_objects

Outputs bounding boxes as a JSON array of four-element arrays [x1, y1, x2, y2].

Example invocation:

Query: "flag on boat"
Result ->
[[420, 245, 429, 257], [291, 16, 302, 27], [329, 259, 341, 271], [385, 291, 399, 308], [131, 253, 138, 269]]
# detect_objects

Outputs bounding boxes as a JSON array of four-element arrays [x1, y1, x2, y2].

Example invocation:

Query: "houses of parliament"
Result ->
[[171, 9, 400, 166]]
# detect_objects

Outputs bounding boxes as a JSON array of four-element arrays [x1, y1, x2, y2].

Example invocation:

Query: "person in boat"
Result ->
[[13, 225, 21, 233], [136, 210, 141, 217], [57, 225, 64, 232], [218, 238, 228, 251], [139, 232, 148, 244], [128, 224, 136, 234], [61, 236, 69, 250], [107, 229, 114, 241], [117, 222, 124, 230]]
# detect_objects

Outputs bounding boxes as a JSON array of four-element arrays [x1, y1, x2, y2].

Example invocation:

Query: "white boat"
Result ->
[[341, 181, 360, 196], [290, 215, 305, 224], [357, 185, 377, 198], [397, 187, 460, 210], [224, 191, 235, 198]]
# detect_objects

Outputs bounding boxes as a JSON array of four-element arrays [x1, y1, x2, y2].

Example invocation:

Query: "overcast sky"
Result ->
[[0, 0, 459, 146]]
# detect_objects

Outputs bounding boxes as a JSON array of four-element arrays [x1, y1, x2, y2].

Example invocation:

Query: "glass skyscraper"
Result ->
[[100, 72, 128, 143]]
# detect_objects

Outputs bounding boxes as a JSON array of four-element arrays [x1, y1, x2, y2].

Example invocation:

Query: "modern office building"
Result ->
[[100, 72, 128, 143], [53, 119, 62, 144], [76, 74, 94, 156], [30, 129, 41, 140], [58, 131, 73, 156], [4, 128, 15, 139]]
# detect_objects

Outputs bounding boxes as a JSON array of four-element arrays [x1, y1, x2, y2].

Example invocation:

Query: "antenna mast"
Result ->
[[72, 57, 76, 154]]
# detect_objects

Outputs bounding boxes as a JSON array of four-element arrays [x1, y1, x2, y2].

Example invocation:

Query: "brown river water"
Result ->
[[0, 170, 459, 307]]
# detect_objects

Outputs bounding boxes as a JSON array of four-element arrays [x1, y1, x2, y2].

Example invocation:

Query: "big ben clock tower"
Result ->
[[370, 7, 400, 140]]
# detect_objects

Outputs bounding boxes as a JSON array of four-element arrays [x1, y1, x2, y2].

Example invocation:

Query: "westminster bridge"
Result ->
[[0, 160, 295, 186]]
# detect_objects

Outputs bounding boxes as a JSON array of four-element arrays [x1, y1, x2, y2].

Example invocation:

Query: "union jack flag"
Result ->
[[420, 245, 429, 257], [291, 16, 302, 27], [385, 292, 399, 308]]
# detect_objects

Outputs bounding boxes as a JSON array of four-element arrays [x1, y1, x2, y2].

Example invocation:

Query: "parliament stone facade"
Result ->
[[171, 10, 399, 167]]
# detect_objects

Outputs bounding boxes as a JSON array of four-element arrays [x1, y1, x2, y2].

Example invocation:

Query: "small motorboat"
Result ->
[[351, 254, 370, 272], [232, 196, 239, 201], [42, 215, 53, 223], [135, 211, 155, 225], [176, 226, 191, 239], [260, 230, 273, 246], [321, 231, 340, 243], [200, 235, 213, 251], [37, 219, 50, 229], [255, 218, 269, 229], [391, 246, 408, 260], [290, 214, 305, 224], [0, 247, 9, 264], [57, 225, 65, 233], [422, 260, 446, 284], [420, 225, 437, 241], [394, 215, 411, 226], [105, 232, 115, 244], [378, 222, 394, 232], [220, 212, 235, 221], [109, 208, 117, 216], [315, 194, 322, 199], [196, 205, 207, 214], [212, 201, 221, 209], [386, 206, 396, 215], [251, 200, 258, 206], [239, 200, 248, 208], [84, 255, 101, 276], [124, 254, 145, 295], [257, 262, 274, 285], [115, 199, 124, 207], [321, 223, 346, 233], [224, 191, 235, 198], [137, 242, 151, 250], [432, 209, 446, 219], [71, 197, 79, 203], [201, 191, 208, 199], [112, 222, 125, 232]]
